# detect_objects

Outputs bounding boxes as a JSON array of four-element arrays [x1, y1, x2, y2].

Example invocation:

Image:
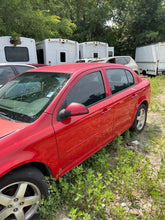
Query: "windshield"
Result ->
[[0, 72, 70, 122]]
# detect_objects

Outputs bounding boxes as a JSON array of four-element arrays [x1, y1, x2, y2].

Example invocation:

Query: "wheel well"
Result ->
[[132, 100, 148, 124], [8, 162, 52, 177], [141, 100, 148, 110]]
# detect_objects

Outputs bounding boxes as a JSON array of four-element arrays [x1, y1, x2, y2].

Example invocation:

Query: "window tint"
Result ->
[[5, 47, 29, 62], [0, 66, 15, 85], [106, 69, 129, 94], [65, 71, 106, 107], [125, 70, 134, 86]]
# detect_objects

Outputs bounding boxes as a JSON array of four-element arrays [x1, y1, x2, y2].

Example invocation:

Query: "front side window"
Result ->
[[106, 69, 129, 94], [125, 70, 134, 86], [64, 71, 106, 107], [0, 72, 70, 122], [5, 47, 29, 62]]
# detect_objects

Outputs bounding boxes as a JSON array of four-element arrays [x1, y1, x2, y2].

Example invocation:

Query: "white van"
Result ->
[[135, 42, 165, 75], [36, 39, 79, 65], [0, 36, 37, 64]]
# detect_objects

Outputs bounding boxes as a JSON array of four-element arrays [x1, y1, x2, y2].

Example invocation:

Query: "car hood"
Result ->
[[0, 119, 28, 138]]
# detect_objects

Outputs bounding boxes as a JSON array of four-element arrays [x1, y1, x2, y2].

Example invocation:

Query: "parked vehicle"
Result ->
[[79, 41, 113, 59], [92, 56, 140, 74], [30, 64, 48, 68], [0, 64, 36, 87], [135, 42, 165, 76], [0, 63, 151, 220], [75, 58, 97, 63], [36, 38, 79, 65], [0, 36, 38, 64]]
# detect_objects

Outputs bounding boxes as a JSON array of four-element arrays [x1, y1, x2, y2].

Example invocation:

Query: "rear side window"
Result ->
[[65, 71, 106, 107], [115, 57, 128, 65], [125, 70, 134, 86], [124, 57, 131, 64], [5, 47, 29, 62], [106, 69, 129, 94]]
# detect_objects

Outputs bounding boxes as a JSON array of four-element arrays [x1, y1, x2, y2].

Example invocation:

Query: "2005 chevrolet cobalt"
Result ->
[[0, 63, 151, 219]]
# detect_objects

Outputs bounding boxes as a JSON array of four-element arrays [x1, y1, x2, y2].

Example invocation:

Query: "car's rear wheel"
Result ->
[[131, 104, 147, 133], [0, 166, 48, 220]]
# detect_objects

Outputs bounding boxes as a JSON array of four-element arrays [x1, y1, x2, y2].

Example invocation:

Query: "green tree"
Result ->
[[111, 0, 163, 56], [0, 0, 76, 41]]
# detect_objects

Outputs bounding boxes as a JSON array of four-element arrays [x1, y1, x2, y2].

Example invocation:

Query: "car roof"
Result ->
[[31, 63, 126, 75]]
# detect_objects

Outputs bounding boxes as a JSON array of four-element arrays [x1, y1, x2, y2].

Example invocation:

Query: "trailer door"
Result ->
[[158, 43, 165, 74]]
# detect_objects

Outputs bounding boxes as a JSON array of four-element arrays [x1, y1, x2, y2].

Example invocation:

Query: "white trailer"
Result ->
[[79, 41, 109, 59], [36, 39, 79, 65], [135, 42, 165, 75], [0, 36, 37, 64]]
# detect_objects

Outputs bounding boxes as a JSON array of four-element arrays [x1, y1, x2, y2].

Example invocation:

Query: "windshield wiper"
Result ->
[[0, 111, 13, 121]]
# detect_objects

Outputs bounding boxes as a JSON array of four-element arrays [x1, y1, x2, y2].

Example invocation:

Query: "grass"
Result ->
[[38, 76, 165, 220]]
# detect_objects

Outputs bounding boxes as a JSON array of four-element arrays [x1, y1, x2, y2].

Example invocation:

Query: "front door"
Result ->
[[53, 70, 114, 175]]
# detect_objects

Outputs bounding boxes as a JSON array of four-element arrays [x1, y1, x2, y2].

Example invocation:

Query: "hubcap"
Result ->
[[136, 108, 146, 130], [0, 181, 41, 220]]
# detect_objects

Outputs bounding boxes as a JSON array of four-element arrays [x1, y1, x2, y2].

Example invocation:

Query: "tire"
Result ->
[[0, 166, 48, 220], [131, 104, 147, 133]]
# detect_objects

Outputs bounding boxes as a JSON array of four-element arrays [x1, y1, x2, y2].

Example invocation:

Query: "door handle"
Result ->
[[132, 93, 137, 99], [101, 107, 111, 115]]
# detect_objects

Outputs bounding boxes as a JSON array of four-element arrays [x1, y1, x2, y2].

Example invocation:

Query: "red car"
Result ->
[[0, 63, 151, 220]]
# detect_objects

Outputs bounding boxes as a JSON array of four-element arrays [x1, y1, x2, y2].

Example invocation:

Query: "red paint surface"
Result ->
[[0, 63, 151, 179]]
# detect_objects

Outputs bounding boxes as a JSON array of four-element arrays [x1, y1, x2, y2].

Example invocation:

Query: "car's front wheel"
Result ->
[[0, 166, 48, 220], [131, 103, 147, 133]]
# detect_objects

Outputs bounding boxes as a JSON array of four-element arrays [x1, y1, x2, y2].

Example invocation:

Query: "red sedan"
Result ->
[[0, 63, 151, 220]]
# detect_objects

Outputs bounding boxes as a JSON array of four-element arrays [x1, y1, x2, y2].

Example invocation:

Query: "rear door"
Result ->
[[105, 68, 137, 135], [158, 43, 165, 73]]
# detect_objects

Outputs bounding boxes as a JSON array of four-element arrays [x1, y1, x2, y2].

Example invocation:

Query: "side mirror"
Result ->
[[58, 102, 89, 121]]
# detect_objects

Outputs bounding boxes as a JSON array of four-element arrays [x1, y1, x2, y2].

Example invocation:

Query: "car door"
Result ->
[[53, 70, 114, 175], [105, 68, 137, 135]]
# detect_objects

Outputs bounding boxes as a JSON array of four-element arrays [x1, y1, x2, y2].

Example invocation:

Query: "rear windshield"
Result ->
[[5, 47, 29, 62]]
